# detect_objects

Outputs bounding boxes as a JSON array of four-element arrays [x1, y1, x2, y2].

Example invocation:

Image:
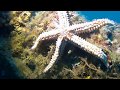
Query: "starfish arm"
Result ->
[[66, 33, 109, 67], [43, 36, 65, 73], [66, 18, 115, 34], [31, 29, 61, 50], [57, 11, 70, 27]]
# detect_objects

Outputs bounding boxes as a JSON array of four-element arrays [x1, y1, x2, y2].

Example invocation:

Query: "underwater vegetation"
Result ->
[[0, 11, 120, 79]]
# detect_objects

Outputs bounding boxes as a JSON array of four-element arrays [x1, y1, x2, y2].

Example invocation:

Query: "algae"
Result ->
[[0, 11, 120, 79]]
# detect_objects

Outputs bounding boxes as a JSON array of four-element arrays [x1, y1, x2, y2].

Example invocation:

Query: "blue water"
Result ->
[[79, 11, 120, 23]]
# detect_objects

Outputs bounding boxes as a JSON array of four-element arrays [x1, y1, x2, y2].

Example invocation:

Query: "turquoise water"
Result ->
[[79, 11, 120, 23]]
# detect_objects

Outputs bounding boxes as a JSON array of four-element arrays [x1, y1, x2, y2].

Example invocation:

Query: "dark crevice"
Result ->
[[0, 11, 22, 79]]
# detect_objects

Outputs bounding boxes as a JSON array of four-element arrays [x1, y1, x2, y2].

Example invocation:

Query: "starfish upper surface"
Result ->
[[31, 11, 115, 73]]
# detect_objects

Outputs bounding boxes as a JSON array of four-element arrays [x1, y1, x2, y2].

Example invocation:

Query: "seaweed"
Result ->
[[1, 11, 120, 79]]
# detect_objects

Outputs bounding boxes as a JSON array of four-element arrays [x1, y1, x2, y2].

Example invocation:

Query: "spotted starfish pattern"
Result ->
[[31, 11, 115, 73]]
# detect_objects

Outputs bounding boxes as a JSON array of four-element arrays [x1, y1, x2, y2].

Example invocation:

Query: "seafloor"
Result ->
[[0, 11, 120, 79]]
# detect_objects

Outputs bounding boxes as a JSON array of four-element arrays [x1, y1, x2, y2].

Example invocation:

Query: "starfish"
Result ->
[[31, 11, 115, 73]]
